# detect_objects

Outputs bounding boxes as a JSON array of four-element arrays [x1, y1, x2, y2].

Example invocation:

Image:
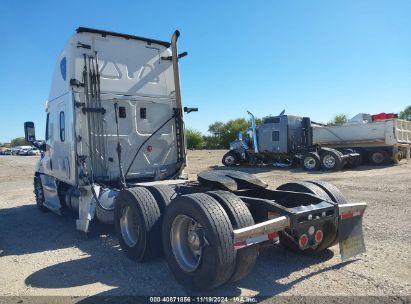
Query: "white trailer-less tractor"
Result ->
[[24, 28, 367, 290]]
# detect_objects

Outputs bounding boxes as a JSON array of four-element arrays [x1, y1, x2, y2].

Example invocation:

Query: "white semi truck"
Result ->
[[313, 113, 411, 165], [24, 27, 367, 290]]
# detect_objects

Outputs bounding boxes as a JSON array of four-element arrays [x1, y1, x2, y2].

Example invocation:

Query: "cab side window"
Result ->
[[45, 113, 50, 140], [59, 111, 65, 142], [272, 131, 280, 141]]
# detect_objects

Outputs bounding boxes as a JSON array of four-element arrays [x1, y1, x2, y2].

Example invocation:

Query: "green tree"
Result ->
[[10, 137, 31, 147], [205, 116, 262, 149], [399, 105, 411, 121], [186, 129, 204, 149], [208, 121, 225, 137], [202, 135, 222, 149], [219, 118, 250, 148], [328, 114, 348, 125]]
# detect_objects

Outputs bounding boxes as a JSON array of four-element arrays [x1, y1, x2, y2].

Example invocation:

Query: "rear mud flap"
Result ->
[[338, 215, 366, 261]]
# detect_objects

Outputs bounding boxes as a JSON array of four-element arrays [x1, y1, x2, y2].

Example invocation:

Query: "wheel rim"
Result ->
[[304, 156, 317, 169], [120, 206, 139, 247], [170, 215, 204, 272], [372, 152, 384, 164], [322, 154, 336, 169], [224, 155, 235, 166]]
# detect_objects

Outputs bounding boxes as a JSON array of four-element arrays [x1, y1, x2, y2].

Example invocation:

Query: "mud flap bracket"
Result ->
[[76, 185, 100, 233]]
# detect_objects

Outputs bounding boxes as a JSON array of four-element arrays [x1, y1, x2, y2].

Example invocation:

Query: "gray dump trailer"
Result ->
[[223, 112, 360, 171], [313, 114, 411, 165], [24, 28, 367, 290]]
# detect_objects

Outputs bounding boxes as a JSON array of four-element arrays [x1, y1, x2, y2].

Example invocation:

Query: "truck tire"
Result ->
[[276, 181, 336, 254], [319, 149, 342, 171], [369, 149, 390, 165], [162, 193, 236, 290], [207, 191, 258, 282], [115, 187, 161, 261], [276, 181, 331, 200], [301, 152, 320, 171], [222, 152, 238, 166], [146, 185, 176, 213], [305, 180, 347, 205], [34, 176, 48, 212], [393, 151, 401, 163]]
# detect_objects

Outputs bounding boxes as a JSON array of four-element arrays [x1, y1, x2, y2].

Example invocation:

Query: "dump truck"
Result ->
[[223, 112, 360, 171], [24, 27, 367, 291], [312, 113, 411, 165]]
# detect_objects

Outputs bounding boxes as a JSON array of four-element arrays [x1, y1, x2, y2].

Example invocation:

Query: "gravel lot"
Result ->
[[0, 151, 410, 300]]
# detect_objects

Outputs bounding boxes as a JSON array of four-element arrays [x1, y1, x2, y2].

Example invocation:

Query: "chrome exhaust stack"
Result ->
[[171, 30, 183, 113], [247, 111, 259, 153], [170, 30, 187, 165]]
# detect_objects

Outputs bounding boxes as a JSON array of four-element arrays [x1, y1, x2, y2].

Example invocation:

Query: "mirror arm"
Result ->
[[32, 140, 46, 151]]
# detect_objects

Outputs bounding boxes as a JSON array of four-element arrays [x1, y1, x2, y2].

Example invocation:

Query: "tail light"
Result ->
[[298, 234, 308, 249], [315, 230, 323, 243]]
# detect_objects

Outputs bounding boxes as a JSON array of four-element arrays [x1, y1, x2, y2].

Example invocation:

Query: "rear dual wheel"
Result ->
[[302, 152, 320, 171], [207, 191, 258, 283], [319, 149, 342, 171], [115, 185, 176, 261], [369, 149, 390, 165], [115, 187, 162, 261], [116, 187, 257, 290], [162, 193, 236, 290]]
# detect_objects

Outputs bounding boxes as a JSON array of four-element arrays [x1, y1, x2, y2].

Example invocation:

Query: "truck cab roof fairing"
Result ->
[[76, 27, 171, 48]]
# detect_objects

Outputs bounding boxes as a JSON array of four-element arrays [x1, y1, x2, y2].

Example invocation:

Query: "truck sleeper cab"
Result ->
[[223, 112, 361, 171], [24, 28, 367, 291]]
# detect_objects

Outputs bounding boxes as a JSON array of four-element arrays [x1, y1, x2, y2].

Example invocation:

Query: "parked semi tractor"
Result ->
[[24, 27, 367, 290], [223, 112, 360, 171], [312, 113, 411, 165]]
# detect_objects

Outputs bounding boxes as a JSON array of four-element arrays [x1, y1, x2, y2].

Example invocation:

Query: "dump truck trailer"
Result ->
[[313, 114, 411, 165], [24, 27, 367, 290], [223, 112, 360, 171]]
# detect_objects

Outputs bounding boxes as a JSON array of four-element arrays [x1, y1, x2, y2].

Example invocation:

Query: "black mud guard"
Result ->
[[197, 170, 268, 191]]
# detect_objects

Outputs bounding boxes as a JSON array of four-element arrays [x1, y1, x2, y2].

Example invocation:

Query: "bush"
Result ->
[[186, 129, 204, 149]]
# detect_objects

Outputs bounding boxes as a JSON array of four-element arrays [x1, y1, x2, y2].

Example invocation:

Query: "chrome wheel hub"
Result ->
[[170, 215, 204, 272], [225, 155, 235, 165], [322, 154, 336, 168], [372, 153, 384, 163], [120, 206, 139, 247], [304, 157, 316, 169]]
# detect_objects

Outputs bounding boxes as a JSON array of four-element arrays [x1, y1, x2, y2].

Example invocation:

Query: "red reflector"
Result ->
[[234, 240, 247, 249], [147, 145, 153, 152], [341, 213, 353, 220], [315, 230, 323, 243], [268, 232, 279, 240], [341, 209, 365, 220], [298, 234, 308, 249]]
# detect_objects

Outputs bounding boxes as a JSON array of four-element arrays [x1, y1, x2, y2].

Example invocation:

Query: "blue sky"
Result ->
[[0, 0, 410, 142]]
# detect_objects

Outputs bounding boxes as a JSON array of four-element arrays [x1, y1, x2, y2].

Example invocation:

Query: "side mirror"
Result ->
[[184, 107, 198, 114], [24, 121, 36, 142]]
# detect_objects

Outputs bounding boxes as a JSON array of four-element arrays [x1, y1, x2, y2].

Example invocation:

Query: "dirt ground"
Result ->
[[0, 151, 410, 300]]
